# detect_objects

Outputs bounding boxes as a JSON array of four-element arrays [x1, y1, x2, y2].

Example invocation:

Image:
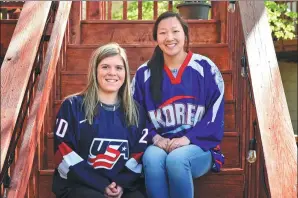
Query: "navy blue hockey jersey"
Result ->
[[132, 51, 225, 172], [52, 95, 148, 196]]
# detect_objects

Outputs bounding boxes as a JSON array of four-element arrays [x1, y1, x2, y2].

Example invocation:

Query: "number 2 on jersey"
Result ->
[[139, 128, 148, 144]]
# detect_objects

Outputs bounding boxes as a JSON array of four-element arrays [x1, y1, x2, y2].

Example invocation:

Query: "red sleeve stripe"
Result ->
[[131, 152, 144, 162], [54, 142, 73, 166], [55, 142, 83, 179], [58, 142, 73, 156]]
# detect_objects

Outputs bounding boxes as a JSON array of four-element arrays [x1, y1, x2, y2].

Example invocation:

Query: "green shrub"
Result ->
[[265, 1, 297, 40]]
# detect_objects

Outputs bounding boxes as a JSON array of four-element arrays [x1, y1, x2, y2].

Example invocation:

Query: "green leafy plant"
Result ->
[[265, 1, 298, 40]]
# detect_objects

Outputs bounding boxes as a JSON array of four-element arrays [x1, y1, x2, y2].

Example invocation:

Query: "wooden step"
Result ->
[[39, 170, 55, 198], [66, 44, 230, 73], [81, 20, 220, 45], [38, 168, 244, 198], [39, 167, 244, 176], [194, 170, 244, 198]]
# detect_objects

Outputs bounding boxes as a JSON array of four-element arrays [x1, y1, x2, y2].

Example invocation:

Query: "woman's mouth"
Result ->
[[105, 79, 118, 83], [165, 43, 176, 49]]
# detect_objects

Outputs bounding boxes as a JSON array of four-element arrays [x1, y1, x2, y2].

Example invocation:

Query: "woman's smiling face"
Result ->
[[156, 16, 186, 58], [97, 54, 125, 95]]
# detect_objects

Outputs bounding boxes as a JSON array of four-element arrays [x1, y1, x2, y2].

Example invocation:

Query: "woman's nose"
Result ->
[[108, 67, 116, 75], [166, 32, 174, 41]]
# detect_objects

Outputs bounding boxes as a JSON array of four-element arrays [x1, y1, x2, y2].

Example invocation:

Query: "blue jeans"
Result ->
[[143, 145, 212, 198]]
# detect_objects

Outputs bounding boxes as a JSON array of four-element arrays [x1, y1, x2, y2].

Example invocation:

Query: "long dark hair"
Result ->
[[148, 11, 190, 103]]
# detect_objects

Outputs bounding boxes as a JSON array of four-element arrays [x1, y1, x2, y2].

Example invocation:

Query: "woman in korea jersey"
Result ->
[[132, 11, 225, 198], [52, 43, 148, 198]]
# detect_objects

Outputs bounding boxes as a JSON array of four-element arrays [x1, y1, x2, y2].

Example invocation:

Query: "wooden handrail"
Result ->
[[6, 2, 72, 197], [0, 1, 52, 173], [239, 1, 297, 198]]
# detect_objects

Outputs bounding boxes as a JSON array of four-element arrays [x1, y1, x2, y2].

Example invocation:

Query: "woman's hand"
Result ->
[[153, 134, 170, 151], [166, 136, 190, 153], [104, 182, 123, 198]]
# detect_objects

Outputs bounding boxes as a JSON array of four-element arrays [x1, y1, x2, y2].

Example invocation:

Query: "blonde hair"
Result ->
[[74, 43, 139, 126]]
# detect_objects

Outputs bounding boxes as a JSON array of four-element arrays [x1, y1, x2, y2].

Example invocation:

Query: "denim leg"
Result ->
[[142, 145, 169, 198], [166, 145, 212, 198]]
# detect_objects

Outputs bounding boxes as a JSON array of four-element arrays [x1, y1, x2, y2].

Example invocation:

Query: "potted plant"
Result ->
[[176, 1, 211, 20]]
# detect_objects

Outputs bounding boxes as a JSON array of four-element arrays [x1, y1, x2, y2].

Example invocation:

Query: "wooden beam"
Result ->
[[123, 0, 128, 20], [0, 1, 52, 173], [211, 1, 228, 43], [0, 2, 24, 9], [238, 2, 297, 198], [138, 1, 142, 20], [153, 1, 158, 20], [107, 1, 112, 20], [168, 1, 173, 12], [7, 2, 72, 197], [86, 1, 99, 20], [69, 1, 81, 44], [100, 1, 106, 20]]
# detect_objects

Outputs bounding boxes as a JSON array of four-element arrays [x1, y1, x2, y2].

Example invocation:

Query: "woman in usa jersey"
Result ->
[[132, 11, 225, 198], [52, 43, 148, 198]]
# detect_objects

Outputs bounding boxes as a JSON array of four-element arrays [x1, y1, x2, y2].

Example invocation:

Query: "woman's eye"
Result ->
[[117, 66, 124, 70], [159, 32, 166, 35], [102, 65, 108, 69], [174, 30, 179, 33]]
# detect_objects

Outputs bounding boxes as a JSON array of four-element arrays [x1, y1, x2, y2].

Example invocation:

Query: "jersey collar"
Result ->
[[164, 51, 193, 84]]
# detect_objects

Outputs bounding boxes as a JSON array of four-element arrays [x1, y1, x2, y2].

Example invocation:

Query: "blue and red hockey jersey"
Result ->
[[52, 95, 148, 196], [132, 51, 225, 172]]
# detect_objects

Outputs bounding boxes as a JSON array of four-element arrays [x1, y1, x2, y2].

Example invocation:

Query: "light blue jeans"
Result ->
[[143, 145, 212, 198]]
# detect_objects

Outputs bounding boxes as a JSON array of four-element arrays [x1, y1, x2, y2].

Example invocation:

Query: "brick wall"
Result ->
[[279, 61, 297, 135]]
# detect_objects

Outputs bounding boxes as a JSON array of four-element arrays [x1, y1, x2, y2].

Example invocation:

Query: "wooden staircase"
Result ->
[[38, 4, 246, 197], [1, 2, 246, 198], [4, 1, 296, 198], [45, 36, 243, 198]]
